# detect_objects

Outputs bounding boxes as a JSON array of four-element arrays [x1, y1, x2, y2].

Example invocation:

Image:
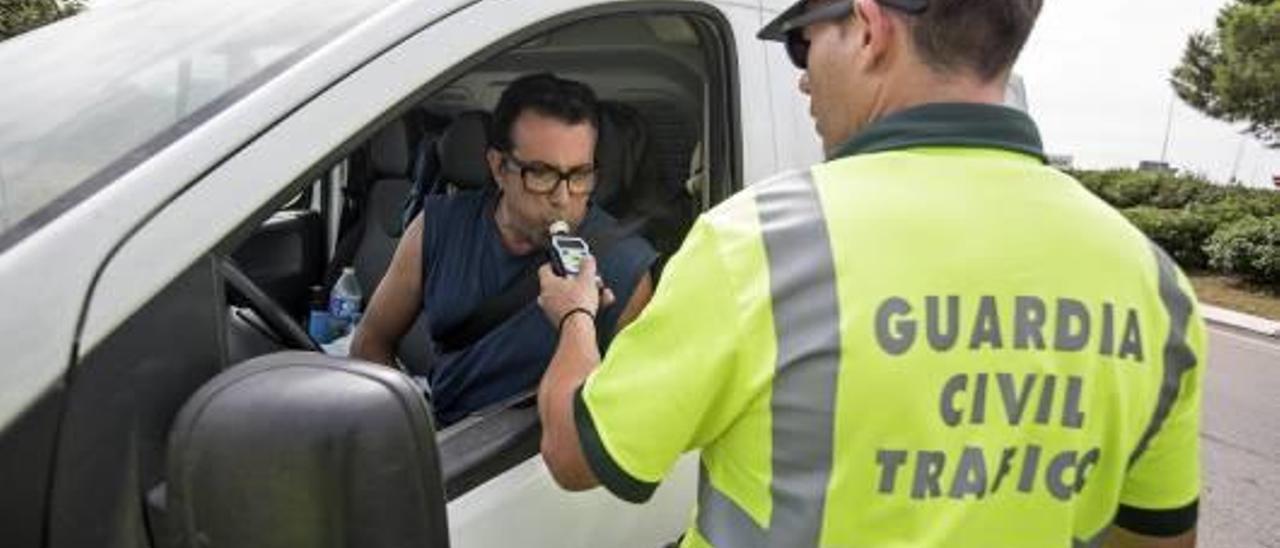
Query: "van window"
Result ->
[[215, 5, 739, 388], [0, 0, 388, 241]]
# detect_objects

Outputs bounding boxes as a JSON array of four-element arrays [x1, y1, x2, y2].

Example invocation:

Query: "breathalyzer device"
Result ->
[[547, 220, 591, 277]]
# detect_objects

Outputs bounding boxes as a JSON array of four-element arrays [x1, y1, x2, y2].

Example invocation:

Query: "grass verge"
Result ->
[[1189, 275, 1280, 322]]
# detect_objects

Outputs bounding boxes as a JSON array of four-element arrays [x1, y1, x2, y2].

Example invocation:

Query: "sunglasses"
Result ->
[[783, 0, 929, 69]]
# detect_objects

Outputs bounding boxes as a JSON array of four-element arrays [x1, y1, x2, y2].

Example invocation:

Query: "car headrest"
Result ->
[[371, 119, 413, 178], [437, 111, 494, 190], [166, 352, 449, 548], [594, 101, 660, 217], [434, 105, 651, 203]]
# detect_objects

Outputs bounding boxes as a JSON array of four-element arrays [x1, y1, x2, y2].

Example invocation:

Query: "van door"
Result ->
[[67, 0, 761, 545], [391, 1, 758, 546]]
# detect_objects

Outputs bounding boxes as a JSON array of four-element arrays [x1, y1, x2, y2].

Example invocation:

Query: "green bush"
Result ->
[[1235, 187, 1280, 216], [1149, 174, 1222, 209], [1073, 169, 1154, 208], [1205, 216, 1280, 287], [1122, 207, 1217, 270], [1071, 169, 1219, 209], [1190, 191, 1280, 227], [1069, 168, 1280, 286], [0, 0, 85, 41], [1191, 196, 1251, 227], [1072, 169, 1280, 280]]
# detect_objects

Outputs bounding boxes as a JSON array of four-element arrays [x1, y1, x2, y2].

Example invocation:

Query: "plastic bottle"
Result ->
[[308, 285, 336, 344], [329, 267, 363, 334]]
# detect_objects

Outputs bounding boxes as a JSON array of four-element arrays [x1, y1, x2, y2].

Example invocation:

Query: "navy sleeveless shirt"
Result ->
[[421, 189, 657, 425]]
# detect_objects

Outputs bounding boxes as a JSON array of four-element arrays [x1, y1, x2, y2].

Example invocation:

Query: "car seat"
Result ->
[[593, 101, 693, 262], [392, 110, 496, 377], [434, 110, 495, 193], [351, 119, 416, 296]]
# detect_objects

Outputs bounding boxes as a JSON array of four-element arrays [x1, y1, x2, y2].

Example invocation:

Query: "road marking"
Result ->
[[1201, 431, 1280, 464], [1208, 326, 1280, 357]]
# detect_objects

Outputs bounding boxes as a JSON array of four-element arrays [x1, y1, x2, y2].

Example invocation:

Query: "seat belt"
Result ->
[[400, 133, 443, 235], [432, 218, 644, 354], [320, 154, 372, 291]]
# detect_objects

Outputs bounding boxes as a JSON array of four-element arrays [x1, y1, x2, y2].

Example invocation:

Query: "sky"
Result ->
[[75, 0, 1279, 188], [1015, 0, 1280, 188]]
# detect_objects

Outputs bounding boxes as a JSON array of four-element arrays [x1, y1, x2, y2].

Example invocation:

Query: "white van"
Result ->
[[0, 1, 1035, 545], [0, 0, 824, 546]]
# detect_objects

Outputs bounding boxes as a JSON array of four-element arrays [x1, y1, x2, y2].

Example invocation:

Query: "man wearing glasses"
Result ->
[[536, 1, 1203, 547], [354, 73, 656, 426]]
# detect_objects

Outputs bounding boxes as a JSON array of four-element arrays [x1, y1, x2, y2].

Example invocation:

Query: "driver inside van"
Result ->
[[352, 73, 657, 426]]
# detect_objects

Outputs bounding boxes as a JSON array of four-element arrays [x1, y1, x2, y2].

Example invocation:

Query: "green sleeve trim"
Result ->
[[574, 384, 659, 503], [1115, 499, 1198, 537]]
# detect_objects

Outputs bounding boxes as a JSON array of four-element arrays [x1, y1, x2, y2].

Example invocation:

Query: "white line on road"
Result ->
[[1209, 326, 1280, 357]]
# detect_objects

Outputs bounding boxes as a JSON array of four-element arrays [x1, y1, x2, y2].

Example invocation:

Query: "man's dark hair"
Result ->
[[489, 73, 599, 152], [900, 0, 1043, 82]]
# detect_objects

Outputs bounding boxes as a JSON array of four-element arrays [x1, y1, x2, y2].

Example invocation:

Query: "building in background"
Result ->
[[1139, 160, 1173, 173]]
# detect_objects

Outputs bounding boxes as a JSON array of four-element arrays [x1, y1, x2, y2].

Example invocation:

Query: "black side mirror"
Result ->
[[165, 352, 449, 548]]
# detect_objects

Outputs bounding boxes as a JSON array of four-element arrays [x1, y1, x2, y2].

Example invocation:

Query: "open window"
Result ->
[[221, 5, 740, 501], [223, 7, 740, 374], [141, 5, 740, 547]]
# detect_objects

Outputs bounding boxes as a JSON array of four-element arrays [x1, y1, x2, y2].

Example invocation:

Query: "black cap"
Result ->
[[757, 0, 929, 42], [757, 0, 812, 42]]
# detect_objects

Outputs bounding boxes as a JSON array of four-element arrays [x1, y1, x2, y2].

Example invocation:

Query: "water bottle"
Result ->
[[329, 267, 363, 334], [308, 285, 337, 344]]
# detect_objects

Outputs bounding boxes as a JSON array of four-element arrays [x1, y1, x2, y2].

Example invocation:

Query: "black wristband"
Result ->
[[558, 307, 596, 333]]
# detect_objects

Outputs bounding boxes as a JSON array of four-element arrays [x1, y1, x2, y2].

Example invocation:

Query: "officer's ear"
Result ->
[[852, 0, 897, 70]]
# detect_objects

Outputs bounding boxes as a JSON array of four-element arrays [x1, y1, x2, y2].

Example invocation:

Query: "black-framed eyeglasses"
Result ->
[[501, 152, 596, 195], [783, 0, 929, 69]]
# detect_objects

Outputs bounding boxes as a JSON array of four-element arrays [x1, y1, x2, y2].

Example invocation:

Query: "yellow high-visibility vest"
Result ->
[[576, 103, 1205, 547]]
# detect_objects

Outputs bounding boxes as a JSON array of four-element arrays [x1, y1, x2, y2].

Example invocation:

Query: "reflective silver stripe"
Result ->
[[1128, 245, 1198, 468], [698, 170, 843, 547], [697, 462, 766, 546]]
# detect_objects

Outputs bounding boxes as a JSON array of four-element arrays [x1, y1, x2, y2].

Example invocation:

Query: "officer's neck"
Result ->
[[863, 65, 1007, 125]]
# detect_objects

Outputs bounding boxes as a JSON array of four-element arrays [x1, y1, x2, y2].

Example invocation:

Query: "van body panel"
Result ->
[[71, 0, 765, 545], [448, 453, 701, 546]]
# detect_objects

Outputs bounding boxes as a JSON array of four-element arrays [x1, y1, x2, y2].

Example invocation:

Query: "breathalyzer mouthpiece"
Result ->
[[548, 220, 571, 236]]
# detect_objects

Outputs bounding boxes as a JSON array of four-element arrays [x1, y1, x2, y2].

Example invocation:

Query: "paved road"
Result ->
[[1201, 326, 1280, 547]]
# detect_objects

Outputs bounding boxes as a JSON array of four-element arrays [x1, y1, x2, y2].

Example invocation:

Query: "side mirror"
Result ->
[[165, 352, 449, 548]]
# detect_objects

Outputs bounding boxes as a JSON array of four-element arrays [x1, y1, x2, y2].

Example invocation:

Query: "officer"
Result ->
[[535, 1, 1205, 546]]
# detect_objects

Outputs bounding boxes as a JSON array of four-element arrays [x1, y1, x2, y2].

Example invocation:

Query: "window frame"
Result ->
[[71, 0, 744, 507]]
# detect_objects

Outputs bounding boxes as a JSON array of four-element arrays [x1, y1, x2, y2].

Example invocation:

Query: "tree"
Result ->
[[0, 0, 85, 42], [1171, 0, 1280, 147]]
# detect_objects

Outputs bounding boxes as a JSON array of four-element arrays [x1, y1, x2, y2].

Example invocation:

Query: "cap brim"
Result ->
[[757, 0, 808, 42]]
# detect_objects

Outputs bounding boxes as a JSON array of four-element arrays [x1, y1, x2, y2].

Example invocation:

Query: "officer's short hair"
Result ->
[[902, 0, 1043, 82], [490, 73, 599, 152]]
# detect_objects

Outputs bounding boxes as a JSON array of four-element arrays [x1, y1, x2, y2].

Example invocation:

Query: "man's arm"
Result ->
[[1103, 526, 1195, 548], [351, 214, 425, 367], [536, 257, 607, 490]]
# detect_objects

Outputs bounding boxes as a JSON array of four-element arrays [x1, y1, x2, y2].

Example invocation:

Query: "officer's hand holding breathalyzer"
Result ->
[[538, 221, 614, 332]]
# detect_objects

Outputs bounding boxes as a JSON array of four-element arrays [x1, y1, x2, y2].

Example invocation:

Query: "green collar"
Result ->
[[831, 102, 1046, 163]]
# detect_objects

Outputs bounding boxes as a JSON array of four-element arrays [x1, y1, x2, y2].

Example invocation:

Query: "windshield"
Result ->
[[0, 0, 391, 242]]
